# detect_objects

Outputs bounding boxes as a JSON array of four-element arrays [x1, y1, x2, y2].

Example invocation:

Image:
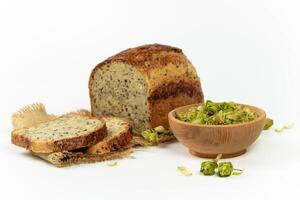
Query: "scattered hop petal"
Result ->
[[232, 169, 243, 176], [177, 166, 193, 176], [274, 127, 284, 133], [107, 161, 118, 167], [275, 123, 293, 133], [283, 124, 293, 129]]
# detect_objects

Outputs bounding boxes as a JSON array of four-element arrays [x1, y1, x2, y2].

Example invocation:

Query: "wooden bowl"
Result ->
[[168, 103, 266, 158]]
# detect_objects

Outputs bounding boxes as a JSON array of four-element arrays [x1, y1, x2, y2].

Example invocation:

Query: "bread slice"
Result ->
[[32, 117, 132, 167], [32, 147, 133, 167], [11, 114, 107, 153], [87, 117, 132, 154]]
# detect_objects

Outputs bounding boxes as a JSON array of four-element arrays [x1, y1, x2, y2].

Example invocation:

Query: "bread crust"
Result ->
[[87, 117, 133, 154], [149, 94, 203, 128], [89, 44, 204, 132], [11, 115, 108, 153]]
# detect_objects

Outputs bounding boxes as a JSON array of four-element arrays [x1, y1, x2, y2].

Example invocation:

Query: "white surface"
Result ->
[[1, 0, 300, 199]]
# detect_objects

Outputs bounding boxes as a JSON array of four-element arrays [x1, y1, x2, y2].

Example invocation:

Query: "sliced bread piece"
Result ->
[[87, 117, 132, 154], [11, 114, 107, 153]]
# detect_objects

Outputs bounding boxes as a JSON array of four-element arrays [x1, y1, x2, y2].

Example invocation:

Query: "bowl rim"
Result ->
[[168, 102, 266, 128]]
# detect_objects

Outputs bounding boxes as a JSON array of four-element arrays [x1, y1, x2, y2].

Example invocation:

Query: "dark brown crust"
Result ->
[[32, 133, 174, 167], [89, 44, 181, 78], [50, 125, 107, 152], [11, 132, 32, 149], [148, 80, 202, 101], [104, 44, 182, 66], [11, 115, 108, 153], [149, 93, 203, 128], [98, 127, 132, 153], [87, 117, 133, 154]]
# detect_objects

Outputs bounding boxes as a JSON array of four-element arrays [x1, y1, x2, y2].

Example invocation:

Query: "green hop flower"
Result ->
[[218, 162, 233, 177], [263, 118, 274, 130], [142, 129, 158, 143], [200, 161, 218, 176]]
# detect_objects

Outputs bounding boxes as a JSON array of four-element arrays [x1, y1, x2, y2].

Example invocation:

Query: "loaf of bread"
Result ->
[[87, 117, 132, 154], [11, 114, 107, 153], [89, 44, 204, 134]]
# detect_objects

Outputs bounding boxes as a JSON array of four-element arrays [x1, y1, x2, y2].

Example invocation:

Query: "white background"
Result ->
[[1, 0, 300, 199]]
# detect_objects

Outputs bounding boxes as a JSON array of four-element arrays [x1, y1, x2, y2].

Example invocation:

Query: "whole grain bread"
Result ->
[[11, 114, 107, 153], [11, 103, 178, 167], [87, 117, 132, 154], [89, 44, 204, 134]]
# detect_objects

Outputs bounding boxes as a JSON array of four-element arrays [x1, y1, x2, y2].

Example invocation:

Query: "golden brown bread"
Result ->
[[11, 114, 107, 153], [89, 44, 204, 134], [87, 117, 133, 154]]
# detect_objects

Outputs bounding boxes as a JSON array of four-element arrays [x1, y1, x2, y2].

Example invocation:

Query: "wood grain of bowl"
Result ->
[[168, 103, 266, 158]]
